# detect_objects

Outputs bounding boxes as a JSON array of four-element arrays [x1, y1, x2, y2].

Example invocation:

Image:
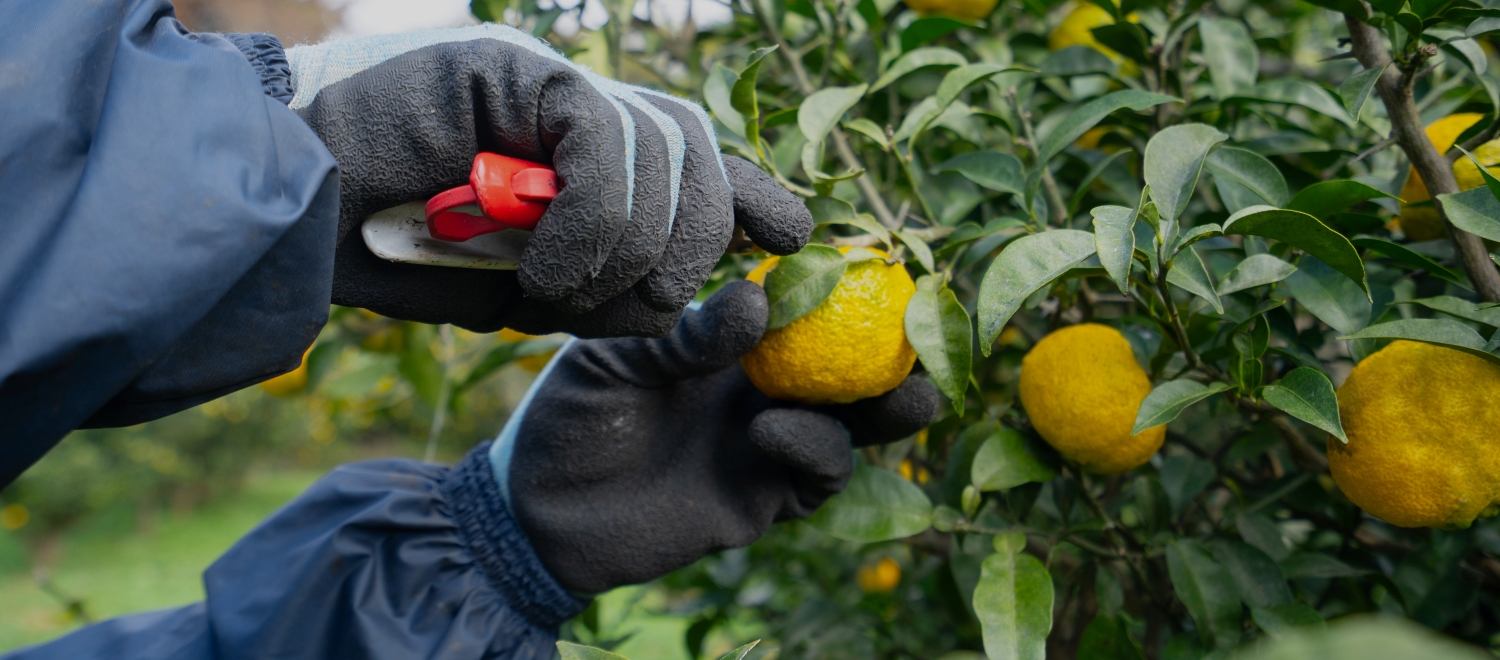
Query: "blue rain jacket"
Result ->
[[0, 0, 338, 487], [1, 446, 587, 660], [0, 1, 585, 656]]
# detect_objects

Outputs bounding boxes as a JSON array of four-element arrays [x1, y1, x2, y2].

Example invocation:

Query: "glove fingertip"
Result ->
[[695, 280, 768, 357], [723, 156, 813, 256], [846, 376, 942, 447], [748, 409, 853, 482]]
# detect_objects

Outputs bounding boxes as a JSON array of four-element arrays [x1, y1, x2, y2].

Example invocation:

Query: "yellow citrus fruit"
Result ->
[[904, 0, 997, 20], [1049, 3, 1140, 77], [1398, 113, 1485, 241], [0, 504, 28, 531], [858, 557, 902, 593], [1327, 341, 1500, 529], [741, 248, 917, 404], [1019, 323, 1164, 474], [499, 328, 559, 373], [259, 346, 312, 397]]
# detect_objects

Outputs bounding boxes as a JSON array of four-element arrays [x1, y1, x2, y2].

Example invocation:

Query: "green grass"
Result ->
[[0, 468, 694, 658], [0, 469, 321, 652]]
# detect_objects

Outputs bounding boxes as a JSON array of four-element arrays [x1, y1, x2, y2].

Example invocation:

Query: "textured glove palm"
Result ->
[[498, 281, 942, 594], [287, 26, 810, 337]]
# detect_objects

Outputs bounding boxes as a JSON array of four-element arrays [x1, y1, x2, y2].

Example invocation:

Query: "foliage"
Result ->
[[487, 0, 1500, 655]]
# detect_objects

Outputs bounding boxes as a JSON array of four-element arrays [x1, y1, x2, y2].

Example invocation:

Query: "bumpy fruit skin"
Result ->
[[1019, 323, 1164, 474], [903, 0, 998, 20], [1398, 113, 1484, 241], [1049, 3, 1140, 76], [1327, 341, 1500, 529], [741, 249, 917, 404]]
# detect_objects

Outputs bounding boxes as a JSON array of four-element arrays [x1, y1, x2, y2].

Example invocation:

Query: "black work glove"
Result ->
[[499, 281, 942, 593], [285, 26, 811, 337]]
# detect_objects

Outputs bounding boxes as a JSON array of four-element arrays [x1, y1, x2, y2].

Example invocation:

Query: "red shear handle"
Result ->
[[426, 153, 558, 242]]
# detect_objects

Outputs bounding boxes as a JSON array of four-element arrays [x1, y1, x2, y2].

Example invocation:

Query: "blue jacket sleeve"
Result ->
[[0, 0, 341, 487], [0, 444, 587, 660]]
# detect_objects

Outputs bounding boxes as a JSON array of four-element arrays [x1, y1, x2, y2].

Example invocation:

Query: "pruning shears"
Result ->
[[362, 152, 558, 270]]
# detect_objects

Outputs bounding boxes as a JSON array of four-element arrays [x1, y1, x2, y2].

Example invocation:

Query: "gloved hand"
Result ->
[[286, 25, 811, 337], [493, 281, 942, 594]]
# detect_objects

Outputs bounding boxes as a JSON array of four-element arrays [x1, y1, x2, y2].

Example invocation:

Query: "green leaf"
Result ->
[[716, 641, 760, 660], [1159, 455, 1217, 517], [1037, 90, 1180, 164], [1039, 46, 1117, 77], [1285, 180, 1397, 221], [1210, 540, 1292, 609], [935, 63, 1013, 113], [1353, 237, 1470, 290], [1200, 18, 1259, 99], [557, 641, 630, 660], [798, 85, 868, 145], [1405, 295, 1500, 328], [458, 342, 518, 392], [1301, 0, 1372, 19], [1236, 616, 1495, 660], [398, 327, 443, 406], [1338, 63, 1388, 122], [1078, 616, 1145, 660], [1229, 79, 1355, 127], [978, 230, 1098, 355], [1168, 223, 1223, 256], [1145, 124, 1229, 238], [1204, 146, 1290, 207], [1454, 144, 1500, 205], [901, 16, 973, 52], [1167, 539, 1243, 650], [1236, 512, 1290, 562], [1263, 367, 1347, 442], [971, 427, 1058, 491], [1165, 246, 1223, 313], [730, 46, 777, 119], [704, 64, 744, 137], [937, 151, 1025, 196], [1279, 553, 1368, 579], [762, 106, 799, 128], [1437, 186, 1500, 242], [1468, 16, 1500, 38], [1339, 318, 1500, 366], [974, 532, 1054, 660], [843, 117, 888, 146], [807, 195, 892, 244], [906, 277, 972, 411], [870, 47, 968, 93], [1283, 255, 1372, 336], [1249, 604, 1325, 640], [937, 218, 1028, 259], [763, 245, 848, 329], [1090, 22, 1152, 63], [1131, 380, 1232, 434], [1218, 254, 1297, 295], [1222, 207, 1367, 295], [807, 465, 934, 542], [897, 230, 936, 273], [1091, 205, 1136, 293]]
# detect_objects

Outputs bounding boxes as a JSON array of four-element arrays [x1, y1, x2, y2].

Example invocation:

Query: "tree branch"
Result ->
[[1344, 13, 1500, 302], [750, 3, 898, 229]]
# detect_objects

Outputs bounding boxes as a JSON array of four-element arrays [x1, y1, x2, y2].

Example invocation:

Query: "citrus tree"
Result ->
[[471, 0, 1500, 656]]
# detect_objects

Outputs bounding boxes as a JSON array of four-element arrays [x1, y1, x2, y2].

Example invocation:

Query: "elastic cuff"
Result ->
[[442, 444, 589, 630], [224, 33, 295, 105]]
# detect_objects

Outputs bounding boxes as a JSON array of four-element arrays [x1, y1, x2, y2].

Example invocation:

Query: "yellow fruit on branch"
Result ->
[[858, 557, 902, 593], [1049, 3, 1140, 76], [741, 248, 917, 404], [1327, 341, 1500, 529], [1397, 113, 1493, 241], [903, 0, 997, 20], [1019, 323, 1164, 474]]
